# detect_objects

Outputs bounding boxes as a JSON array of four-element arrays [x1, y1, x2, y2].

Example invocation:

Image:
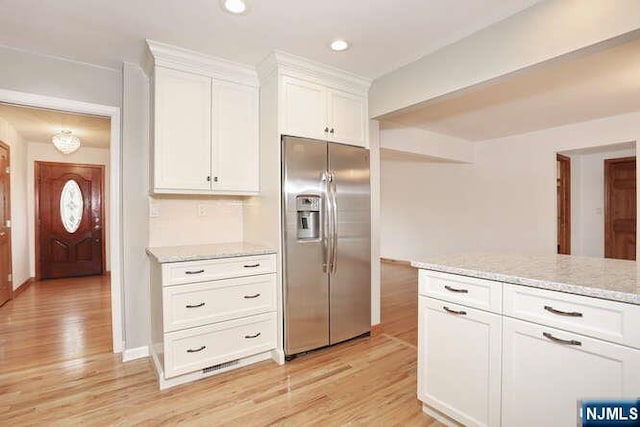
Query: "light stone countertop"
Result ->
[[411, 252, 640, 305], [146, 242, 276, 264]]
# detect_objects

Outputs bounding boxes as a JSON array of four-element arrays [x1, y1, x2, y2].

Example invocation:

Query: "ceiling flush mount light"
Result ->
[[221, 0, 248, 14], [52, 130, 81, 154], [330, 40, 350, 52]]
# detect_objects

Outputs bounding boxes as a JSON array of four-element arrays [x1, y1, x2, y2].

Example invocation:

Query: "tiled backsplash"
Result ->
[[148, 196, 244, 247]]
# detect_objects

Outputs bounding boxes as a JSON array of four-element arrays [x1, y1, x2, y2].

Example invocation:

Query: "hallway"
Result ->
[[0, 275, 111, 373]]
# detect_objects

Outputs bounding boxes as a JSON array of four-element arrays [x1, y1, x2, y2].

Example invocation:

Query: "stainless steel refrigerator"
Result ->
[[282, 136, 371, 358]]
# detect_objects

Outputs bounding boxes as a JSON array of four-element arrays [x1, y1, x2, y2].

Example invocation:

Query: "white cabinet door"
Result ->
[[211, 80, 259, 193], [281, 76, 327, 141], [418, 297, 502, 427], [154, 67, 212, 191], [502, 317, 640, 427], [328, 89, 367, 147]]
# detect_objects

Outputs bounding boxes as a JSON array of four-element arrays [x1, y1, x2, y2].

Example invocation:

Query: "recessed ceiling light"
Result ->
[[221, 0, 248, 14], [330, 40, 350, 52]]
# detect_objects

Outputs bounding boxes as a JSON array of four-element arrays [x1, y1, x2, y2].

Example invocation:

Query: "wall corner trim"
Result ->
[[122, 345, 150, 362]]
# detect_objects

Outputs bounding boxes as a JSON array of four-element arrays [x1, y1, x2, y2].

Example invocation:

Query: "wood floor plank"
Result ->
[[0, 264, 441, 426]]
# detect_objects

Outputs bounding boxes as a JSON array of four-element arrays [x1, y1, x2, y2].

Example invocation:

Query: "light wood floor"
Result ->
[[0, 275, 112, 374], [1, 263, 440, 426]]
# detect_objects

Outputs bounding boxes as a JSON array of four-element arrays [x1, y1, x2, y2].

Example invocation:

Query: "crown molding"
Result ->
[[146, 40, 258, 86], [257, 50, 372, 94]]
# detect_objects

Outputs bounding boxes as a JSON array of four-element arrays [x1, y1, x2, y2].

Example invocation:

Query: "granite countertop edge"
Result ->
[[411, 260, 640, 306], [146, 243, 277, 264]]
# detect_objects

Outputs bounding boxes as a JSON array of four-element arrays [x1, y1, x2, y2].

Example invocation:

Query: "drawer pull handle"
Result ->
[[544, 305, 583, 317], [186, 302, 205, 308], [443, 306, 467, 315], [185, 269, 205, 275], [244, 263, 261, 268], [543, 332, 582, 346], [187, 345, 206, 353], [444, 285, 468, 294], [244, 332, 261, 339], [244, 293, 261, 299]]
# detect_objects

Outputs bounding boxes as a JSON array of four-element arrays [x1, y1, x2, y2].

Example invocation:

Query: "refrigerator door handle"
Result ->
[[330, 171, 338, 275], [322, 171, 331, 273]]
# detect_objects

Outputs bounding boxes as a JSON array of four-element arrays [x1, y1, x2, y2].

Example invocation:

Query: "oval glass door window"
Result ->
[[60, 179, 84, 233]]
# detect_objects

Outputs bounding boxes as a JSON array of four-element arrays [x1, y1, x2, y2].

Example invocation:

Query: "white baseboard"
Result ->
[[122, 345, 150, 362]]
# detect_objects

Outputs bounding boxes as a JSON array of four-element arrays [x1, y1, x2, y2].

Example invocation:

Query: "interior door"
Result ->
[[36, 162, 104, 280], [0, 142, 12, 306], [604, 157, 636, 260], [328, 143, 371, 344], [282, 136, 330, 355]]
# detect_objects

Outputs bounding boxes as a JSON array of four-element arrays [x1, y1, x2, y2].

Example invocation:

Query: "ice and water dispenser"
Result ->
[[296, 195, 321, 240]]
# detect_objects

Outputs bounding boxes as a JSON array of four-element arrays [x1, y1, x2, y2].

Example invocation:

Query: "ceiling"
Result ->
[[382, 37, 640, 141], [0, 103, 111, 147], [0, 0, 541, 79]]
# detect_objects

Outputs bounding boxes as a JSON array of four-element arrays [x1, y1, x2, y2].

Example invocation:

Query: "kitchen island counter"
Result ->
[[411, 252, 640, 305]]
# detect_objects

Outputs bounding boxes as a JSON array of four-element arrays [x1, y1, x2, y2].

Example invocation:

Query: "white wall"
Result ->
[[0, 45, 121, 107], [121, 63, 151, 350], [568, 147, 636, 258], [380, 112, 640, 261], [26, 142, 111, 276], [0, 117, 29, 289]]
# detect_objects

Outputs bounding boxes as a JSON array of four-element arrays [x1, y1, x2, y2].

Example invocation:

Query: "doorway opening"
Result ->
[[557, 142, 636, 260], [0, 101, 116, 371]]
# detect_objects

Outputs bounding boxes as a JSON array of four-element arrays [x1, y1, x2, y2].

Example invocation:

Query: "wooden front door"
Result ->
[[36, 162, 105, 279], [0, 142, 12, 306], [605, 157, 636, 260]]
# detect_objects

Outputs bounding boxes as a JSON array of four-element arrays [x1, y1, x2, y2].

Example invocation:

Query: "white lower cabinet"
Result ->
[[502, 317, 640, 427], [418, 297, 502, 427], [149, 254, 279, 389], [417, 270, 640, 427]]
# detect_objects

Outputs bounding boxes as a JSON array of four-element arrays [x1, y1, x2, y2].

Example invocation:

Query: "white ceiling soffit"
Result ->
[[383, 37, 640, 141], [0, 0, 541, 79], [0, 103, 111, 148]]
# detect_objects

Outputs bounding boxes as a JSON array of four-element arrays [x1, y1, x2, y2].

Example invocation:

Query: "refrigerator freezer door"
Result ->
[[282, 136, 330, 355], [328, 143, 371, 344]]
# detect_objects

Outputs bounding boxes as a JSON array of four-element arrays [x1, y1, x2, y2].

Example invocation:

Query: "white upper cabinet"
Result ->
[[211, 80, 259, 193], [327, 89, 367, 146], [259, 51, 372, 148], [148, 41, 260, 195], [281, 76, 328, 141], [154, 67, 212, 191]]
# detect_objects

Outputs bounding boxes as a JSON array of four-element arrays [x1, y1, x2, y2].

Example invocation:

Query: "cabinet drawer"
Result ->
[[163, 274, 276, 332], [419, 270, 502, 314], [164, 312, 277, 378], [503, 283, 640, 349], [162, 254, 276, 286]]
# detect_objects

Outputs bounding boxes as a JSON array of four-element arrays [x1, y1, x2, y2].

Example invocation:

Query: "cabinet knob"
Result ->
[[206, 176, 211, 182], [324, 127, 329, 133], [214, 176, 219, 182], [330, 128, 334, 134]]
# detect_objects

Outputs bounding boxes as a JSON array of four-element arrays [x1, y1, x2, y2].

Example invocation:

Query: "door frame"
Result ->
[[0, 140, 13, 302], [556, 154, 571, 254], [0, 88, 123, 354], [604, 156, 636, 259], [34, 161, 106, 280]]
